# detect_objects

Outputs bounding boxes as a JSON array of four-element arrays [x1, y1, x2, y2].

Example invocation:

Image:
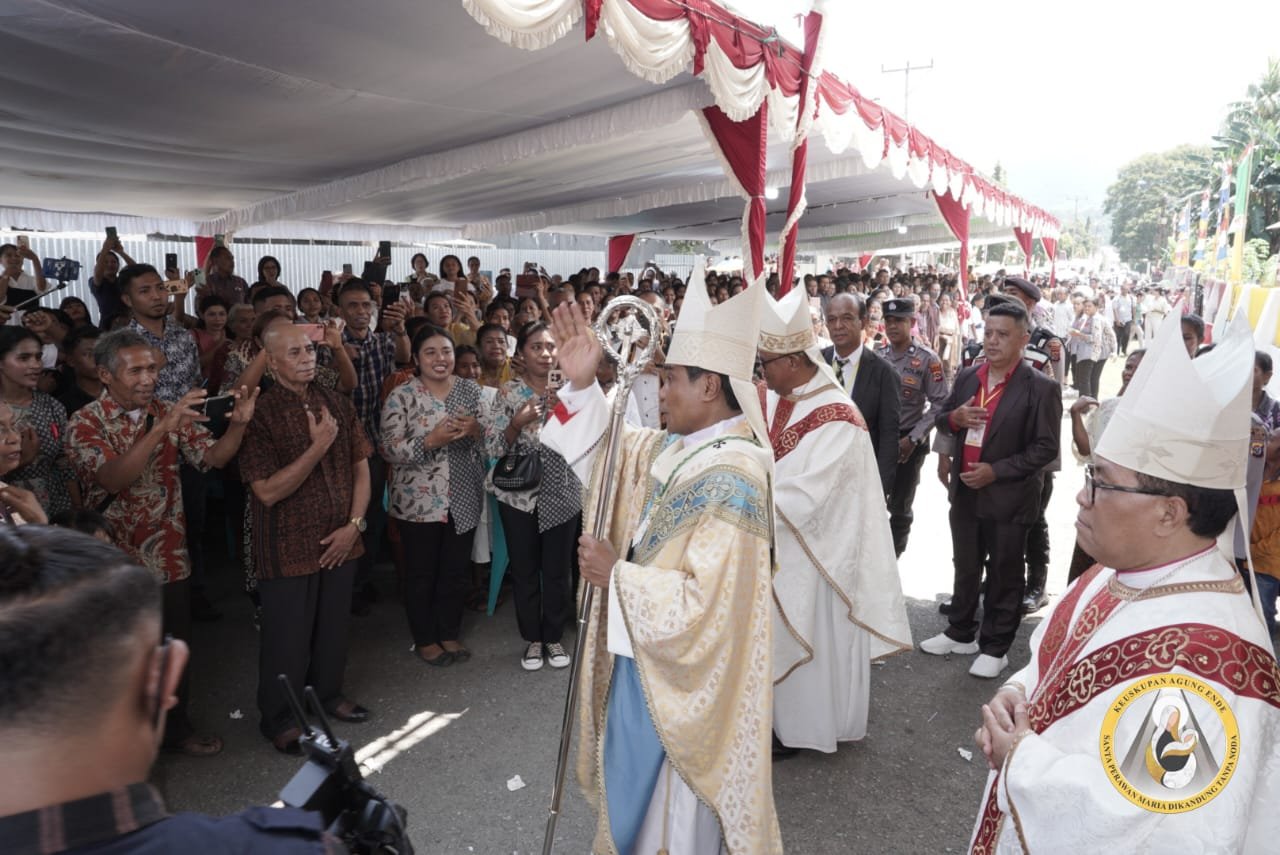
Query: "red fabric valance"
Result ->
[[702, 103, 768, 282], [607, 234, 636, 272], [588, 0, 804, 95], [933, 191, 970, 303], [578, 0, 1062, 240], [1013, 227, 1034, 277], [1040, 236, 1058, 288], [777, 8, 823, 295], [194, 235, 216, 268]]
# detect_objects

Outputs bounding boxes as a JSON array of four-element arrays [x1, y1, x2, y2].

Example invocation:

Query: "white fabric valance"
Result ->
[[461, 0, 581, 50], [0, 207, 202, 237], [597, 0, 693, 84]]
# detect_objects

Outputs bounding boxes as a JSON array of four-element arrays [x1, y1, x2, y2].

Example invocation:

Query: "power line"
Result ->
[[880, 59, 933, 121]]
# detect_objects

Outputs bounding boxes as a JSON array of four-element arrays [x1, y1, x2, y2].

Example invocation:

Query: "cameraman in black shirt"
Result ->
[[0, 526, 341, 854]]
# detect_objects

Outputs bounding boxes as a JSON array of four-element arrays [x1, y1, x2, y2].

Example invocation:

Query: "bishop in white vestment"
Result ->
[[758, 289, 912, 751], [542, 273, 783, 855], [971, 312, 1280, 854]]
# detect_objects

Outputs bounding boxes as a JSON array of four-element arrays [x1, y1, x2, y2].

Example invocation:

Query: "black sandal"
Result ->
[[414, 648, 454, 667], [444, 646, 472, 663]]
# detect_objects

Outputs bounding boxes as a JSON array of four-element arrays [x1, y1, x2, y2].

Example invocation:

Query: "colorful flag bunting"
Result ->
[[1230, 146, 1254, 282]]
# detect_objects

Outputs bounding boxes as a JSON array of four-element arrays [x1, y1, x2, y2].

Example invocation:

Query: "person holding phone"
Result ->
[[486, 322, 581, 671], [121, 263, 221, 623], [435, 255, 466, 294], [465, 256, 494, 305], [89, 232, 136, 329], [0, 242, 48, 327], [67, 329, 259, 757], [337, 279, 410, 613], [380, 324, 488, 666], [465, 256, 489, 288], [197, 246, 249, 305], [425, 292, 478, 347]]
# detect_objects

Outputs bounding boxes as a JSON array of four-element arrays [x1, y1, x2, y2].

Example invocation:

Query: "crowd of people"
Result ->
[[0, 232, 1222, 752], [7, 226, 1280, 852]]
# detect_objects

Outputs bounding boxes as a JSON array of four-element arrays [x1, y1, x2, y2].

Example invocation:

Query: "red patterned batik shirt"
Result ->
[[67, 395, 214, 584]]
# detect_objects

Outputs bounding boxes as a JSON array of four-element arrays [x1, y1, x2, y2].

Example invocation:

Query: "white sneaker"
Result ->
[[969, 653, 1009, 679], [919, 632, 980, 656], [521, 641, 544, 671], [545, 642, 571, 669]]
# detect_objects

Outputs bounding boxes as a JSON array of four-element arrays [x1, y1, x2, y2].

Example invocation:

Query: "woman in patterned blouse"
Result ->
[[487, 322, 583, 672], [0, 327, 75, 517], [381, 325, 488, 666]]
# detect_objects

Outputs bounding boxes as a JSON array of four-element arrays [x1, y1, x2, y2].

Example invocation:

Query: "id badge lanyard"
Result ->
[[964, 380, 1004, 449]]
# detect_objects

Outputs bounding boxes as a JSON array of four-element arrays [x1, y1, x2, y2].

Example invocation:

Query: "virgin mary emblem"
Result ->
[[1099, 673, 1239, 813]]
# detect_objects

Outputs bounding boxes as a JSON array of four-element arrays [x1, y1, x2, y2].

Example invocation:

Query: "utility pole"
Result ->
[[1066, 195, 1088, 222], [880, 59, 933, 121]]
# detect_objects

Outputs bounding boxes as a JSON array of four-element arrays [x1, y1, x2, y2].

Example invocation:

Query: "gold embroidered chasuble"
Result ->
[[542, 382, 783, 855]]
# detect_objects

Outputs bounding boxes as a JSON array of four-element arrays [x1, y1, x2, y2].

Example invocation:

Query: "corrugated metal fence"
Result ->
[[2, 233, 704, 324]]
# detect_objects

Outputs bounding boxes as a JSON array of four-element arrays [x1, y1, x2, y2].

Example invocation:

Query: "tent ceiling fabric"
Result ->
[[1, 0, 677, 228], [0, 0, 1057, 247]]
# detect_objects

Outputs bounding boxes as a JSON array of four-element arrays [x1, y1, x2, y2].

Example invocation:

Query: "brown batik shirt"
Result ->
[[238, 382, 371, 579]]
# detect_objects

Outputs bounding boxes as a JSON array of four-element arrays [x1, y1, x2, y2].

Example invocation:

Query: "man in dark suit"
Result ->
[[823, 292, 900, 494], [919, 299, 1061, 679]]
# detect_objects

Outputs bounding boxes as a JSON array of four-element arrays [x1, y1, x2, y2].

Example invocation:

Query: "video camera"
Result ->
[[276, 676, 414, 854]]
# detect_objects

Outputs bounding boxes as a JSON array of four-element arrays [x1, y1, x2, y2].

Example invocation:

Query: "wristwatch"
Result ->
[[349, 516, 367, 533]]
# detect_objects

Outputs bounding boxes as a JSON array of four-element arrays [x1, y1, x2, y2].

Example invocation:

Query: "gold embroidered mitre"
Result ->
[[760, 286, 841, 392]]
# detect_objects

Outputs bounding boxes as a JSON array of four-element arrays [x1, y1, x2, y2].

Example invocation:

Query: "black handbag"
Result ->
[[492, 449, 541, 492]]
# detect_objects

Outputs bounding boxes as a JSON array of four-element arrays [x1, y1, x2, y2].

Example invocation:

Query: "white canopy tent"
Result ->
[[0, 0, 1057, 262]]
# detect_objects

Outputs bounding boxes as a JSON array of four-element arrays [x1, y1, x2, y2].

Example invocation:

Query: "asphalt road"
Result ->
[[155, 361, 1121, 854]]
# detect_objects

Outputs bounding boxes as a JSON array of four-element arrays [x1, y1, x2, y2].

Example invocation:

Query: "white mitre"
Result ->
[[1096, 309, 1251, 490], [667, 256, 768, 444], [1096, 309, 1265, 625], [760, 287, 841, 392]]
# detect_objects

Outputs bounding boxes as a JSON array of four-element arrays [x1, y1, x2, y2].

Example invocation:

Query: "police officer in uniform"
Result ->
[[877, 298, 949, 556], [0, 525, 342, 854]]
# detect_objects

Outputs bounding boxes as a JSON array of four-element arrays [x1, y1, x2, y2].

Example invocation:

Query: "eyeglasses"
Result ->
[[757, 353, 796, 368], [1083, 464, 1168, 506]]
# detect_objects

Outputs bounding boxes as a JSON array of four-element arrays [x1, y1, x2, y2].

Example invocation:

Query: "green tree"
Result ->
[[1215, 58, 1280, 255], [668, 239, 707, 255], [1242, 237, 1272, 283], [1103, 144, 1211, 265], [1058, 216, 1099, 260]]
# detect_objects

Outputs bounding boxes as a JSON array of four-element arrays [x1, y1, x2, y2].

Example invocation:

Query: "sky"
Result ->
[[723, 0, 1277, 225]]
